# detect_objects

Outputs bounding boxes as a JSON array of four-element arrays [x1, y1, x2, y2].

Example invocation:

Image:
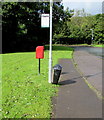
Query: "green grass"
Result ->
[[91, 44, 104, 48], [2, 45, 73, 119]]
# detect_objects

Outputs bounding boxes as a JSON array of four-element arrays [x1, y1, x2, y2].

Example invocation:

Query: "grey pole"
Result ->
[[48, 0, 53, 83], [90, 29, 94, 44]]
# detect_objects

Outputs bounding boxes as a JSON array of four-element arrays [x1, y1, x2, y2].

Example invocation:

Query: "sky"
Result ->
[[62, 0, 103, 15]]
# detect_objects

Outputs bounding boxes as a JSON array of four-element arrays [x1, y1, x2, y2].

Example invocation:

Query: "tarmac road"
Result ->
[[73, 46, 103, 96]]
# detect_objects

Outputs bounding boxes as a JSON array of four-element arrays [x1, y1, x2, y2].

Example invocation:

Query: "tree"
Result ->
[[53, 7, 73, 44], [2, 2, 65, 53], [55, 8, 104, 45], [94, 14, 104, 44]]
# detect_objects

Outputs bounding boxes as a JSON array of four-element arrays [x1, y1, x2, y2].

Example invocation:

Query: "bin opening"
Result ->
[[53, 64, 62, 70]]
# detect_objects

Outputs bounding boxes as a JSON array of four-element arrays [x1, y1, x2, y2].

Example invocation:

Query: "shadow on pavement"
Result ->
[[59, 72, 102, 86], [61, 72, 69, 75], [85, 72, 102, 78], [58, 80, 76, 85]]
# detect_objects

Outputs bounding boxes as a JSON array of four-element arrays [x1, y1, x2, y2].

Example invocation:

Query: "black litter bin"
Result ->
[[52, 64, 62, 84]]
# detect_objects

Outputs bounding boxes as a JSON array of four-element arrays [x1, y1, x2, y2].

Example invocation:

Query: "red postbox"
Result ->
[[36, 46, 44, 74], [36, 46, 44, 59]]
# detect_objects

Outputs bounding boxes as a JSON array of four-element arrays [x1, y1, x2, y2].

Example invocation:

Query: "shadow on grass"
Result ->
[[2, 45, 73, 54], [45, 45, 74, 51]]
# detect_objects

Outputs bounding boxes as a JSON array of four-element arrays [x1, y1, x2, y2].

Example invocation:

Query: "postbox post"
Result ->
[[39, 58, 40, 74]]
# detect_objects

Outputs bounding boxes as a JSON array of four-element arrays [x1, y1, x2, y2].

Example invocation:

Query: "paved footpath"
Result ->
[[51, 58, 102, 119]]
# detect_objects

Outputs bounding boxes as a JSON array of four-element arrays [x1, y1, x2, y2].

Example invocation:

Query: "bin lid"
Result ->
[[53, 64, 62, 70]]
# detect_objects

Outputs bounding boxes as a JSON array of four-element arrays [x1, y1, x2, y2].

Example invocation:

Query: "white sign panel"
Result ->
[[41, 14, 49, 28]]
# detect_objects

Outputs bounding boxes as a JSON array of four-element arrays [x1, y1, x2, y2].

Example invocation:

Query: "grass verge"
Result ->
[[2, 45, 73, 119], [91, 44, 104, 48]]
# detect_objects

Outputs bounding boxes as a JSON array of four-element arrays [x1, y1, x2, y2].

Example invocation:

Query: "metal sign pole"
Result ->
[[90, 29, 94, 44], [48, 0, 53, 83]]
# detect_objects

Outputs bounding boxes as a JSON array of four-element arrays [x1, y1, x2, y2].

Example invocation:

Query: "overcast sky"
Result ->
[[62, 0, 103, 15]]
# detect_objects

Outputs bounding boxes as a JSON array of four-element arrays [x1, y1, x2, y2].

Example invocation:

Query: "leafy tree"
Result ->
[[2, 2, 65, 53], [55, 8, 104, 45], [53, 7, 73, 44], [94, 14, 104, 44]]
